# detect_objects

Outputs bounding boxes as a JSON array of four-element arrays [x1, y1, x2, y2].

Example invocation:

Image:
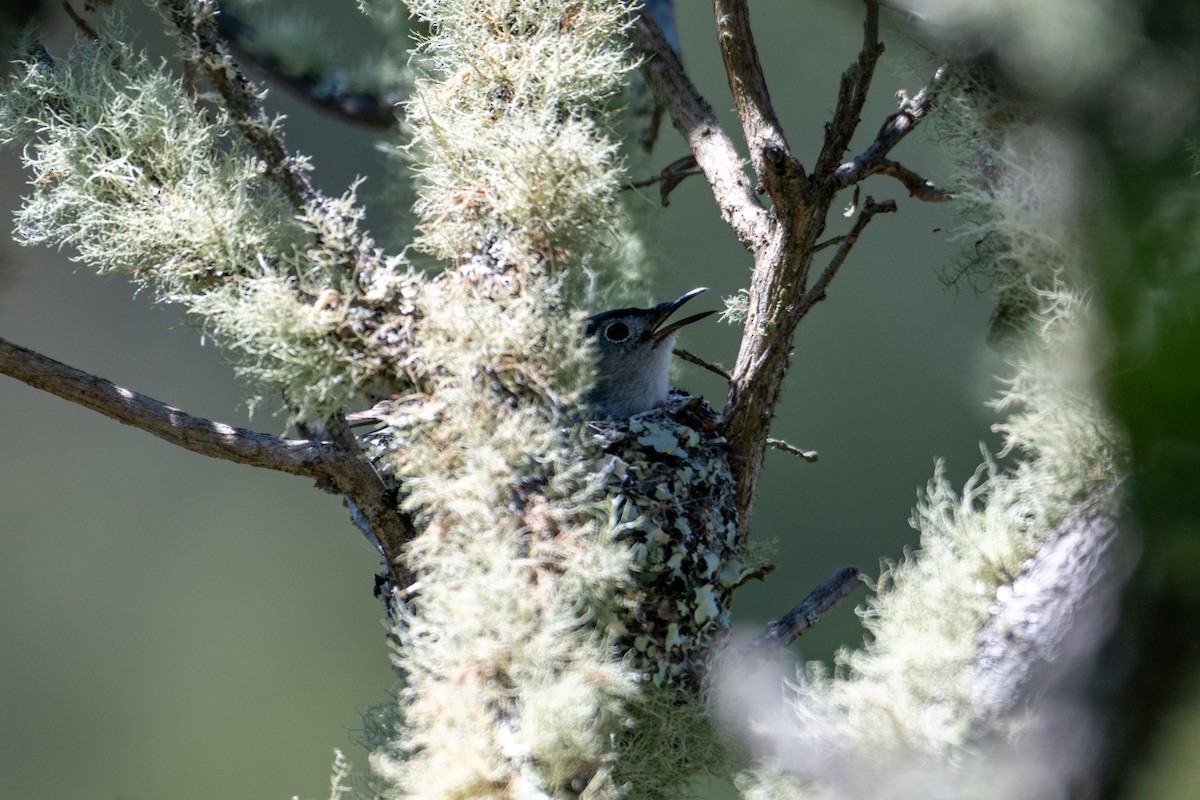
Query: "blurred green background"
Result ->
[[0, 2, 999, 798]]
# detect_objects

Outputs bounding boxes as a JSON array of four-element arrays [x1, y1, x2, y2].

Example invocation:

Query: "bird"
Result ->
[[585, 287, 716, 419], [582, 288, 760, 689]]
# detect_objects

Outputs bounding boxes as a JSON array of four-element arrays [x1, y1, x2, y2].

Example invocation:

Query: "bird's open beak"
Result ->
[[649, 287, 717, 344]]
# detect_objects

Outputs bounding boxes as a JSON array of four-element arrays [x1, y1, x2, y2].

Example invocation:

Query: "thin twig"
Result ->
[[674, 347, 731, 381], [791, 197, 897, 323], [747, 566, 863, 652], [63, 2, 100, 41], [343, 399, 407, 427], [766, 437, 818, 462], [814, 235, 845, 253], [870, 158, 951, 201], [624, 155, 703, 206]]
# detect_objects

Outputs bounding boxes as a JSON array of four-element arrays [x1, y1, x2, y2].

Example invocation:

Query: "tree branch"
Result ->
[[0, 335, 417, 583], [155, 1, 419, 582], [1, 336, 337, 476], [833, 65, 947, 192], [63, 2, 101, 41], [160, 0, 319, 211], [862, 158, 951, 201], [214, 6, 403, 130], [714, 2, 896, 538], [971, 500, 1127, 726], [713, 0, 804, 205], [789, 197, 897, 323], [747, 566, 863, 652], [636, 2, 930, 547], [816, 0, 884, 176], [159, 0, 384, 281], [628, 10, 768, 249], [674, 346, 731, 380], [321, 409, 415, 586], [713, 1, 936, 544]]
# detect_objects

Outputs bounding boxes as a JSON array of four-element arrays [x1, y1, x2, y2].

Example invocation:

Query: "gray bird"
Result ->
[[584, 287, 754, 688], [585, 287, 716, 418]]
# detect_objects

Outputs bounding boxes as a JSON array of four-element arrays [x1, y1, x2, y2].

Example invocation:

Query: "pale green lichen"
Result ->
[[2, 29, 298, 286], [0, 15, 425, 419], [356, 2, 737, 797], [368, 292, 640, 798], [401, 0, 635, 281]]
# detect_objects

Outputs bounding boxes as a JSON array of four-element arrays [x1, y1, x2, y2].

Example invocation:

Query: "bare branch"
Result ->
[[865, 158, 951, 201], [817, 0, 884, 176], [636, 2, 928, 546], [833, 65, 947, 192], [63, 2, 100, 41], [747, 566, 863, 652], [627, 10, 768, 248], [1, 336, 336, 477], [710, 0, 915, 539], [790, 197, 897, 323], [214, 6, 402, 130], [674, 346, 731, 381], [712, 0, 804, 204], [766, 437, 818, 462], [0, 335, 418, 583]]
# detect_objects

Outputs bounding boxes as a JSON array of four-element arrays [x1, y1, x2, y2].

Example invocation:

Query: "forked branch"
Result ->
[[790, 197, 898, 322], [833, 65, 949, 197], [817, 0, 884, 175]]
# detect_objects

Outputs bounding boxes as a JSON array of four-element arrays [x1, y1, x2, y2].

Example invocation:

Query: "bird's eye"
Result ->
[[604, 321, 631, 342]]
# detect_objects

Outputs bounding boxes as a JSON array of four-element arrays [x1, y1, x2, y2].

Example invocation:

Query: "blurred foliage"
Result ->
[[1075, 1, 1200, 795]]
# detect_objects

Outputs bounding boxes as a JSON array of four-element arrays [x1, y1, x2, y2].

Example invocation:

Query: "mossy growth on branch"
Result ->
[[353, 1, 734, 797], [0, 3, 739, 798]]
